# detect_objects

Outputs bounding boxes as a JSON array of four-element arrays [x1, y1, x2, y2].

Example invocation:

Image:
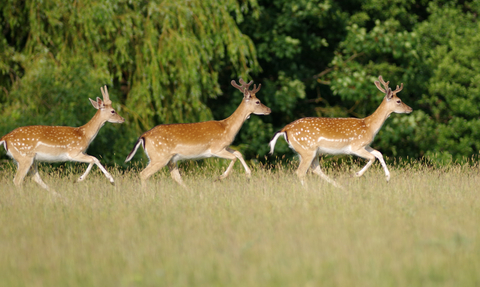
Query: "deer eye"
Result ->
[[111, 110, 116, 114], [256, 101, 260, 104], [396, 100, 401, 104]]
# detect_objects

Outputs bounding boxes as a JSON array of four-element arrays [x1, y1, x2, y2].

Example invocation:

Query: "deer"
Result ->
[[125, 78, 271, 188], [0, 85, 125, 191], [268, 76, 413, 187]]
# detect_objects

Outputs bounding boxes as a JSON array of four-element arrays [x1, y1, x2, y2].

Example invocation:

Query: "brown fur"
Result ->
[[269, 76, 413, 187]]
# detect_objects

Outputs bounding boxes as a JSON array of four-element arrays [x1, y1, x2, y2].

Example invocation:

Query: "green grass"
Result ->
[[0, 159, 479, 287]]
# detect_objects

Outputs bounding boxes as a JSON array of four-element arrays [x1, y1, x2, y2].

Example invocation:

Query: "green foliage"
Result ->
[[249, 0, 480, 166], [319, 0, 480, 165], [233, 0, 350, 159], [0, 55, 126, 163], [412, 1, 480, 163], [2, 0, 480, 167], [0, 0, 259, 165]]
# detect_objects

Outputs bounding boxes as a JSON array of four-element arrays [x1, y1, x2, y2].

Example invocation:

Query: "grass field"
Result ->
[[0, 159, 479, 287]]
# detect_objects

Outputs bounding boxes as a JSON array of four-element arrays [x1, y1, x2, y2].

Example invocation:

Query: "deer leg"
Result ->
[[215, 148, 251, 180], [365, 146, 390, 181], [77, 163, 95, 182], [295, 151, 316, 186], [30, 161, 51, 191], [167, 161, 187, 188], [351, 148, 377, 179], [227, 147, 251, 178], [310, 155, 342, 188], [139, 157, 171, 188], [70, 153, 115, 184], [13, 156, 34, 187], [214, 149, 237, 180]]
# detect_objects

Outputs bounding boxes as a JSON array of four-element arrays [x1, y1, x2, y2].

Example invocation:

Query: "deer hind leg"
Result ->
[[167, 161, 187, 188], [310, 155, 342, 188], [29, 161, 51, 191], [13, 156, 35, 187], [215, 147, 251, 180], [71, 153, 115, 184], [295, 150, 316, 186], [139, 156, 171, 188]]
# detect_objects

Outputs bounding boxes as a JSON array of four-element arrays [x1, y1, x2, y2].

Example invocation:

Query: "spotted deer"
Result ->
[[269, 76, 413, 187], [0, 86, 125, 191], [125, 78, 271, 188]]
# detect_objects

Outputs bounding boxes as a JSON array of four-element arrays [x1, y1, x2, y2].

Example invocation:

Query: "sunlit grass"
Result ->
[[0, 159, 479, 286]]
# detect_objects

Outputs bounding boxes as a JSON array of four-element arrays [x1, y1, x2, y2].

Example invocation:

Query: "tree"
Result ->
[[324, 0, 480, 164], [235, 0, 480, 165], [0, 0, 260, 165], [3, 0, 480, 168], [412, 1, 480, 164], [230, 0, 351, 159]]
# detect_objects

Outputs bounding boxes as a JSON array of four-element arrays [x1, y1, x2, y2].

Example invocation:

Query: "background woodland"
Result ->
[[1, 0, 480, 166]]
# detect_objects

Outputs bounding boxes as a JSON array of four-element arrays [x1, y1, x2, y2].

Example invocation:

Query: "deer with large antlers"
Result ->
[[125, 78, 271, 188], [0, 86, 125, 191], [269, 76, 412, 187]]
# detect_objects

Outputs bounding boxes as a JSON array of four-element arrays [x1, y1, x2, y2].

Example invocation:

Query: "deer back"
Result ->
[[282, 117, 372, 152], [141, 121, 231, 154]]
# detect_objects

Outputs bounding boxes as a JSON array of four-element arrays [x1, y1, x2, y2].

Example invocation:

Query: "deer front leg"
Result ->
[[227, 147, 252, 178], [215, 147, 251, 180], [77, 162, 95, 182], [71, 153, 115, 184], [351, 147, 387, 180], [365, 146, 390, 181]]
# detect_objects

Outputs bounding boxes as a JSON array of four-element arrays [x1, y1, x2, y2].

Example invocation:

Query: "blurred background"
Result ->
[[1, 0, 479, 168]]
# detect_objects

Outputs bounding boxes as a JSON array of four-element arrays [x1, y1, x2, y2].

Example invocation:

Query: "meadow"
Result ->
[[0, 158, 479, 287]]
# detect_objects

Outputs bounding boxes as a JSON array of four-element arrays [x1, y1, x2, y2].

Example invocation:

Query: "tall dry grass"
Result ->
[[0, 159, 479, 286]]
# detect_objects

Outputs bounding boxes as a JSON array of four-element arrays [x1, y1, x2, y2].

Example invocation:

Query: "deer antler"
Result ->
[[374, 76, 390, 93], [375, 76, 403, 94], [393, 83, 403, 94], [250, 83, 262, 94], [239, 78, 253, 91], [231, 78, 253, 94], [100, 85, 112, 105]]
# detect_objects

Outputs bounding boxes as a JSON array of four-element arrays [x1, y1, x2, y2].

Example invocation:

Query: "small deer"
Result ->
[[125, 78, 271, 188], [269, 76, 413, 186], [0, 86, 125, 191]]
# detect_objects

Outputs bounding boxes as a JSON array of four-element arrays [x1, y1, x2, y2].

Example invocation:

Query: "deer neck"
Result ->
[[79, 110, 107, 144], [364, 99, 392, 137], [222, 100, 251, 138]]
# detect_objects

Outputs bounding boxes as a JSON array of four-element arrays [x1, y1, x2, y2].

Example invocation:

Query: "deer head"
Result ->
[[231, 78, 271, 116], [89, 86, 125, 123], [375, 76, 412, 114]]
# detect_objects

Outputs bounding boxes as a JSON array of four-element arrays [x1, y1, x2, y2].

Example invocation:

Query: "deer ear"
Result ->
[[96, 97, 105, 109], [90, 97, 105, 109], [89, 98, 100, 109], [385, 88, 394, 101], [244, 91, 252, 99]]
